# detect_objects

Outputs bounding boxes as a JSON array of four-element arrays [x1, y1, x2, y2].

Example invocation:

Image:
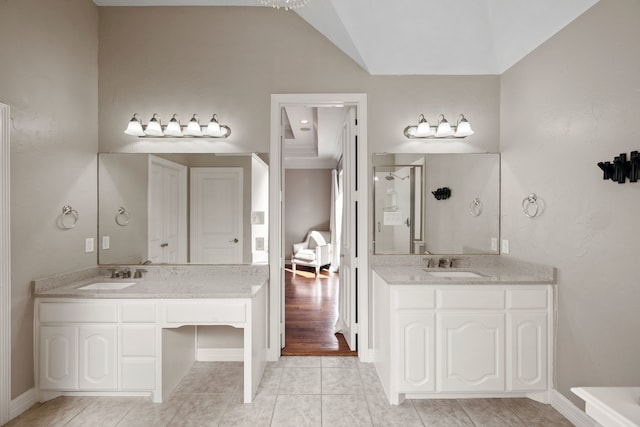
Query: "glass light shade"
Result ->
[[454, 117, 474, 137], [435, 116, 453, 137], [144, 114, 164, 136], [124, 116, 145, 136], [184, 115, 202, 136], [164, 115, 183, 137], [205, 114, 222, 136], [415, 115, 432, 137]]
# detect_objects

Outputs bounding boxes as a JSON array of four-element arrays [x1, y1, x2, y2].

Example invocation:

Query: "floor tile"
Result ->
[[4, 397, 93, 427], [457, 398, 526, 426], [166, 394, 232, 427], [257, 365, 284, 395], [117, 396, 185, 427], [502, 398, 575, 427], [322, 367, 364, 395], [65, 397, 141, 427], [279, 367, 321, 394], [365, 393, 423, 427], [271, 395, 321, 427], [321, 356, 358, 368], [321, 394, 372, 426], [283, 356, 322, 368], [412, 399, 475, 426], [358, 366, 386, 396], [217, 392, 277, 427]]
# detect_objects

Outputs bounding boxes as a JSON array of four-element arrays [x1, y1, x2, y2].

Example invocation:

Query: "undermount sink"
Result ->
[[78, 282, 136, 290], [424, 270, 483, 278]]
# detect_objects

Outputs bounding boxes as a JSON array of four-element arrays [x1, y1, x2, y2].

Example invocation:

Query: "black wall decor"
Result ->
[[432, 187, 451, 200], [598, 151, 640, 184]]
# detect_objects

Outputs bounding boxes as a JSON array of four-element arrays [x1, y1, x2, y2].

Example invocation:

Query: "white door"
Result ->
[[190, 167, 243, 264], [78, 326, 117, 390], [148, 156, 187, 263], [335, 107, 358, 351], [39, 326, 78, 390]]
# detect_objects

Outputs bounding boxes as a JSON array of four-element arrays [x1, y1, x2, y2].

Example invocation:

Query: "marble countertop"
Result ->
[[33, 265, 268, 299], [372, 255, 555, 285]]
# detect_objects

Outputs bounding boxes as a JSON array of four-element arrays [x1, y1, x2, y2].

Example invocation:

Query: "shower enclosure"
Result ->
[[373, 164, 423, 254]]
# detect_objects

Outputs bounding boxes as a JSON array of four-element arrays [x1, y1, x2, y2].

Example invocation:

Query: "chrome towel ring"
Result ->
[[115, 207, 131, 226], [522, 193, 540, 218], [58, 205, 79, 230], [469, 197, 483, 217]]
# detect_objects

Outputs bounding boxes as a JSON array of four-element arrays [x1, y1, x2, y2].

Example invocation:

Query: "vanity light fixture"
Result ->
[[123, 112, 231, 138], [404, 113, 474, 139]]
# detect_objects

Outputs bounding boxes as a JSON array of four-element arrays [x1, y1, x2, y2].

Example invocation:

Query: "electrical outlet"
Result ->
[[102, 236, 110, 250], [490, 237, 498, 251], [85, 238, 94, 253], [255, 237, 264, 251], [501, 239, 510, 254]]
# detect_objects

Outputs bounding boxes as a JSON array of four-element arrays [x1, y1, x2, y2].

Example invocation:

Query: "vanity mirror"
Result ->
[[98, 153, 269, 265], [373, 153, 499, 255]]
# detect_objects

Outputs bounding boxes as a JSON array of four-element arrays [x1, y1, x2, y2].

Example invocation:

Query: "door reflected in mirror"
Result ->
[[98, 153, 269, 265], [373, 153, 499, 255]]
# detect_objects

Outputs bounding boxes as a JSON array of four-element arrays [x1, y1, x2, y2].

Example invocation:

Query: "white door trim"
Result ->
[[268, 93, 369, 362], [0, 103, 11, 424]]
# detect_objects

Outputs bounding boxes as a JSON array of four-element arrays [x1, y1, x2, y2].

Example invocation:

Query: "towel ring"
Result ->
[[115, 207, 131, 226], [58, 205, 79, 230], [469, 197, 483, 217], [522, 193, 540, 218]]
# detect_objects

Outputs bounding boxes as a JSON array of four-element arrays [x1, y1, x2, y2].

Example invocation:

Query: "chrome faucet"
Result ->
[[438, 258, 452, 268], [134, 268, 147, 279], [108, 267, 132, 279]]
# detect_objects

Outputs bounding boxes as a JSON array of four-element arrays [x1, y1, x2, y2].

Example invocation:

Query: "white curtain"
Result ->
[[330, 169, 342, 272]]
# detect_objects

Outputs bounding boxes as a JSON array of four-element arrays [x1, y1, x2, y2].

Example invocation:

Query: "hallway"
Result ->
[[281, 268, 355, 356]]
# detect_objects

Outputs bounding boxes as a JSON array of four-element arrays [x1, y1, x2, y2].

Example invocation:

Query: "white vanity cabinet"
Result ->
[[38, 301, 119, 391], [372, 271, 553, 404]]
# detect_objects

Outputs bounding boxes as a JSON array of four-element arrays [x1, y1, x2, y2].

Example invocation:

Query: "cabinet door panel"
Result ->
[[121, 359, 156, 390], [40, 326, 78, 390], [397, 312, 435, 392], [78, 326, 117, 390], [509, 312, 547, 391], [439, 313, 505, 392]]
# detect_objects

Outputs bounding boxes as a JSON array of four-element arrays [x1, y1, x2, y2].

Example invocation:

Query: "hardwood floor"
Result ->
[[281, 267, 356, 356]]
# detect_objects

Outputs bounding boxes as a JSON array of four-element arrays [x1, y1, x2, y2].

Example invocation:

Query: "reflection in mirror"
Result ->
[[99, 153, 269, 265], [373, 153, 499, 255]]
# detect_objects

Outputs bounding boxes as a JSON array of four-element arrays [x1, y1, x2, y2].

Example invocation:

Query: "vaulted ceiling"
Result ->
[[93, 0, 599, 75]]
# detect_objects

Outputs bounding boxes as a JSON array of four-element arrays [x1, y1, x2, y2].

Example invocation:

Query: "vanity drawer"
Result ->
[[165, 301, 247, 324], [39, 302, 118, 323], [507, 288, 548, 309], [121, 302, 156, 323], [394, 287, 436, 309], [437, 289, 505, 309], [121, 326, 156, 357]]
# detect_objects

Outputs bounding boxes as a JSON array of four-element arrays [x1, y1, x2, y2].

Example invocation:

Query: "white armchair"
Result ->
[[291, 230, 332, 276]]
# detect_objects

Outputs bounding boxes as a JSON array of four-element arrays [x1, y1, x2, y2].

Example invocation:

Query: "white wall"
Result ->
[[500, 0, 640, 407], [0, 0, 99, 398]]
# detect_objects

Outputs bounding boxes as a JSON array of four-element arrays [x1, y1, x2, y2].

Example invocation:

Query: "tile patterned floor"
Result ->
[[5, 356, 574, 426]]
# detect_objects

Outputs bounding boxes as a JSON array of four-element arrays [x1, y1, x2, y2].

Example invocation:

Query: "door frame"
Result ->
[[0, 103, 10, 424], [268, 93, 369, 362]]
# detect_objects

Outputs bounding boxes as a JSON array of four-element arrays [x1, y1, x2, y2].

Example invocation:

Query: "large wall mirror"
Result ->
[[98, 153, 269, 265], [373, 153, 500, 255]]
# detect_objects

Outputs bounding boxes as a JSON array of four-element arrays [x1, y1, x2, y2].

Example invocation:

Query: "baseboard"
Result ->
[[196, 348, 244, 362], [9, 388, 37, 421], [550, 389, 598, 427]]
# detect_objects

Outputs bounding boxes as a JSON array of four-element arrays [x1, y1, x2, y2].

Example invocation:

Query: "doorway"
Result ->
[[268, 94, 369, 362]]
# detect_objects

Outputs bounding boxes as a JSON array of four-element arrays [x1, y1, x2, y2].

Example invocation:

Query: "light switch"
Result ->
[[102, 236, 110, 250], [501, 239, 510, 254], [85, 238, 94, 253]]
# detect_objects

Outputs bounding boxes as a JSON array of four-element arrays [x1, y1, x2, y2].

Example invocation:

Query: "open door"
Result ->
[[335, 107, 358, 350]]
